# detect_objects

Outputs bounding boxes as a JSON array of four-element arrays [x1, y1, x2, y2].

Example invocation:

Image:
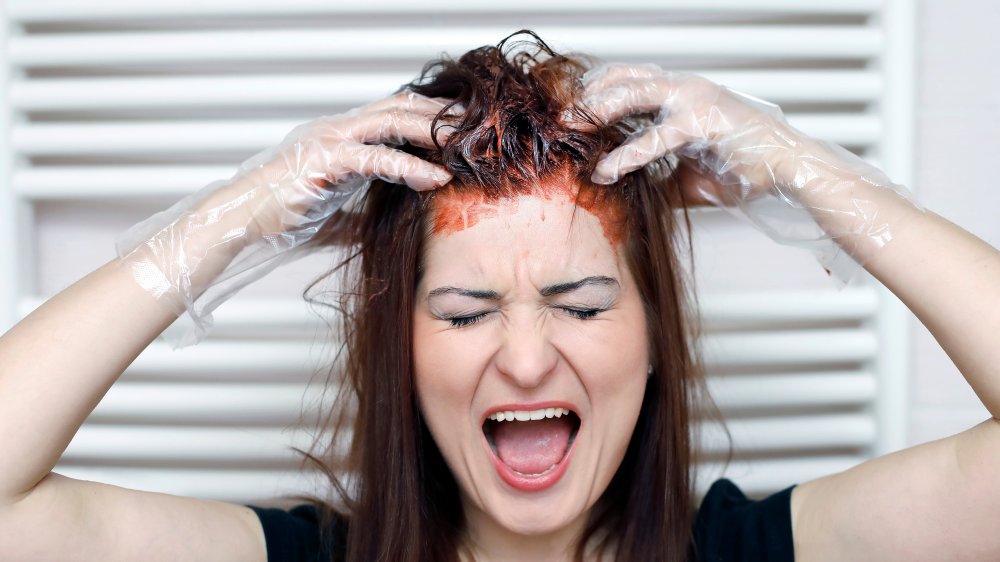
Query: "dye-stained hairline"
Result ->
[[429, 167, 629, 247]]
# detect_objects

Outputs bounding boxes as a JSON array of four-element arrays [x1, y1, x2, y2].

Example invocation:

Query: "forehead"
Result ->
[[420, 182, 627, 290]]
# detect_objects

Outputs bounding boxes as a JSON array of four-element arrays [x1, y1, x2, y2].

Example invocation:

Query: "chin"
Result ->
[[495, 511, 578, 536], [471, 448, 600, 540], [482, 484, 589, 536]]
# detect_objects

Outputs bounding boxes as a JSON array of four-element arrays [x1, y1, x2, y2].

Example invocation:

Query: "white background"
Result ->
[[906, 0, 999, 445]]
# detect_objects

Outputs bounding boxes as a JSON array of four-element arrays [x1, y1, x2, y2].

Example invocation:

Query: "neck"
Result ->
[[460, 501, 608, 562]]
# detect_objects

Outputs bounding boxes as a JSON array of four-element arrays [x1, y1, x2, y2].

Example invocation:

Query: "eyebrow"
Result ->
[[427, 287, 501, 300], [427, 275, 619, 300], [539, 275, 620, 297]]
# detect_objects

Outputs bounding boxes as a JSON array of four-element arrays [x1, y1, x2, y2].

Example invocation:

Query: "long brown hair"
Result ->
[[299, 30, 711, 561]]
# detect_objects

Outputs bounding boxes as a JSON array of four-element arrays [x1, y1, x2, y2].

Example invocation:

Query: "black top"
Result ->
[[247, 478, 796, 561], [691, 479, 796, 561]]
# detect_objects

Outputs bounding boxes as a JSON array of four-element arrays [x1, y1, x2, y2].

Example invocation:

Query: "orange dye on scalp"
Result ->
[[429, 189, 508, 236], [572, 182, 628, 247], [429, 168, 628, 247]]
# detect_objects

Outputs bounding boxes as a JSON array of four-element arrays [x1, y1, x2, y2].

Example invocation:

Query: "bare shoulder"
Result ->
[[790, 418, 1000, 562], [0, 472, 266, 562]]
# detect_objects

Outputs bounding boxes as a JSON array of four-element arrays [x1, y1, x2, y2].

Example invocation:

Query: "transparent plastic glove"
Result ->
[[116, 91, 454, 348], [577, 63, 920, 282]]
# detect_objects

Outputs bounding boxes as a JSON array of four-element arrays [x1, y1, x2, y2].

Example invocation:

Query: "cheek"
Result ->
[[412, 317, 486, 443], [558, 302, 649, 395], [558, 298, 649, 459], [584, 324, 648, 489], [582, 326, 647, 389]]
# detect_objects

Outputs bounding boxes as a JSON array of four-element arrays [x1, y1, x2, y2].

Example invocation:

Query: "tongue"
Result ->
[[492, 416, 574, 475]]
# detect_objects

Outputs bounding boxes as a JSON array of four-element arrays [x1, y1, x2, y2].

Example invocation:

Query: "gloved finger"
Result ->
[[341, 143, 452, 191], [579, 63, 661, 94], [359, 90, 450, 117], [348, 108, 445, 148], [581, 77, 679, 126], [561, 70, 664, 130], [591, 122, 692, 184]]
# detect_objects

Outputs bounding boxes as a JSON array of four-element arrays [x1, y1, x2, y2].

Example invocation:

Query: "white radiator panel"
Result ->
[[10, 70, 882, 111], [6, 0, 882, 21], [0, 1, 914, 506], [10, 114, 881, 156], [9, 27, 883, 66]]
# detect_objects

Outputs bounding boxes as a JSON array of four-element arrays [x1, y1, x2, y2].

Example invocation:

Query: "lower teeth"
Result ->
[[512, 463, 558, 477]]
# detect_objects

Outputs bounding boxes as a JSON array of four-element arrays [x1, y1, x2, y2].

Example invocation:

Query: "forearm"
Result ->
[[0, 259, 176, 503], [0, 196, 249, 505], [791, 149, 1000, 417], [864, 206, 1000, 417]]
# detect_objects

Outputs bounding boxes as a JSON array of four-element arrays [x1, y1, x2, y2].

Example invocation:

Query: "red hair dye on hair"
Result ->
[[430, 168, 628, 247]]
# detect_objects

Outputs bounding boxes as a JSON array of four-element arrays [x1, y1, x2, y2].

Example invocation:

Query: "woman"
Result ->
[[1, 31, 999, 561]]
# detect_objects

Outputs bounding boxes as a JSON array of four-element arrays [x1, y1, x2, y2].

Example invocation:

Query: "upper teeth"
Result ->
[[488, 407, 570, 422]]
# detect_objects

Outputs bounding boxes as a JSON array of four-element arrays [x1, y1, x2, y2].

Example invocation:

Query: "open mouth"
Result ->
[[482, 406, 581, 485]]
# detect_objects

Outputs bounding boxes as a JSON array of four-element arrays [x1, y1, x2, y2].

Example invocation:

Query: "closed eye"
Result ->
[[446, 307, 604, 328], [448, 312, 489, 328], [560, 307, 603, 320]]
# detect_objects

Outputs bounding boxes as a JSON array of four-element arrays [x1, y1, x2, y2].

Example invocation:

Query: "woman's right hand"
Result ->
[[116, 90, 454, 346], [228, 90, 454, 238]]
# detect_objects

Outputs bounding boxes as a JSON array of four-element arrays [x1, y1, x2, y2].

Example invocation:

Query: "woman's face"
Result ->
[[413, 180, 650, 538]]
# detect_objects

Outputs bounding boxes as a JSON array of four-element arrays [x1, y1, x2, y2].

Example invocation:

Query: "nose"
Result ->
[[492, 314, 559, 389]]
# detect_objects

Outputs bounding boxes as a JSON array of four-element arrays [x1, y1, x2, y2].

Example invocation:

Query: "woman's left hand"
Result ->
[[575, 63, 922, 273], [579, 63, 805, 196]]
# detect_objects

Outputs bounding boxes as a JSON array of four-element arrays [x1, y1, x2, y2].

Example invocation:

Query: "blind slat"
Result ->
[[11, 70, 882, 111], [704, 329, 877, 367], [64, 425, 317, 463], [10, 26, 882, 67], [21, 296, 320, 334], [14, 165, 235, 199], [11, 114, 879, 156], [125, 341, 318, 381], [699, 414, 876, 454], [8, 0, 881, 22], [90, 382, 326, 424], [706, 371, 877, 410], [699, 288, 877, 325]]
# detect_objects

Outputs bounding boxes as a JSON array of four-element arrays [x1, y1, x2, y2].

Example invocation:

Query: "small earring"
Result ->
[[647, 364, 654, 378]]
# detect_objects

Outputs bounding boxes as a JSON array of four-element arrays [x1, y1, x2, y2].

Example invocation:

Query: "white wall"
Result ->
[[907, 0, 1000, 445]]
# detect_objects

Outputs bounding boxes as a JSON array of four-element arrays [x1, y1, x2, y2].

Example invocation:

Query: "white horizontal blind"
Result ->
[[0, 1, 914, 503]]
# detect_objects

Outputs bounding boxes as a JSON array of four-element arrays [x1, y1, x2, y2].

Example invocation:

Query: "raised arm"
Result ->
[[577, 64, 1000, 561], [0, 91, 451, 561]]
